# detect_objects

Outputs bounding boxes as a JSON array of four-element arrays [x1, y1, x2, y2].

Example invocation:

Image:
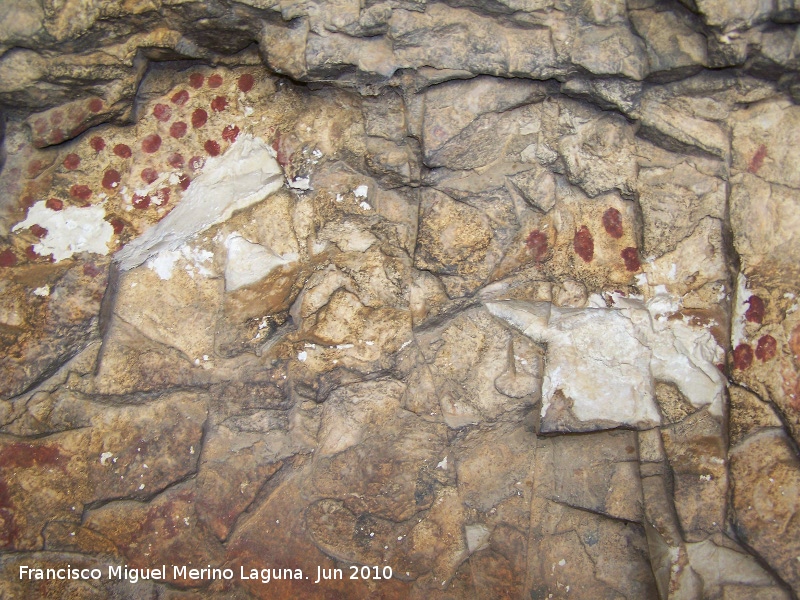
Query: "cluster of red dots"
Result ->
[[734, 294, 780, 370], [78, 70, 256, 212], [6, 70, 260, 268]]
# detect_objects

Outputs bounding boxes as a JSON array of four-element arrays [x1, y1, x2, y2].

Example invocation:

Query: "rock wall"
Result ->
[[1, 0, 800, 598]]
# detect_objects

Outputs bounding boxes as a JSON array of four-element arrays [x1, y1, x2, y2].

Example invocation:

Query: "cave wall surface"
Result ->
[[1, 0, 800, 598]]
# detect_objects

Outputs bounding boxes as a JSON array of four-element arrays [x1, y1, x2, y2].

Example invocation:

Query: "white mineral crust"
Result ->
[[485, 299, 725, 431]]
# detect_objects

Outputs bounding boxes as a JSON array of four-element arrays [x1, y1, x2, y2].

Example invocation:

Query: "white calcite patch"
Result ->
[[485, 299, 725, 432], [731, 272, 751, 347], [12, 201, 114, 262], [224, 233, 297, 291], [116, 134, 283, 271], [146, 245, 214, 280]]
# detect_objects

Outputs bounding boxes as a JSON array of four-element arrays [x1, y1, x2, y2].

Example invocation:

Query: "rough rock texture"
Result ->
[[1, 1, 800, 599]]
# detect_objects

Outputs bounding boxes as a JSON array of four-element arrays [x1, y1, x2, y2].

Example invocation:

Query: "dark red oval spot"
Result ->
[[102, 169, 121, 190], [110, 218, 125, 234], [733, 343, 754, 370], [745, 296, 765, 324], [189, 73, 204, 89], [189, 156, 205, 171], [88, 98, 103, 113], [179, 174, 191, 190], [169, 121, 188, 139], [602, 207, 623, 239], [171, 89, 190, 105], [46, 198, 63, 211], [238, 73, 254, 92], [525, 229, 548, 262], [21, 195, 35, 209], [204, 139, 221, 156], [113, 144, 132, 159], [70, 184, 92, 200], [191, 109, 208, 128], [167, 152, 185, 168], [50, 111, 63, 126], [0, 249, 17, 267], [208, 74, 223, 88], [141, 134, 162, 154], [621, 247, 641, 272], [755, 335, 777, 361], [748, 144, 767, 174], [132, 194, 151, 209], [153, 103, 172, 122], [90, 136, 106, 152], [30, 224, 48, 238], [211, 96, 228, 112], [25, 245, 43, 261], [574, 226, 594, 263], [156, 187, 171, 205], [141, 167, 159, 184], [83, 262, 102, 278], [222, 124, 240, 143], [27, 160, 43, 177], [63, 153, 80, 170]]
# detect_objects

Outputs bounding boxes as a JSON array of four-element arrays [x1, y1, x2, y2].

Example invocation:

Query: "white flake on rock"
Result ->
[[115, 134, 283, 271], [12, 201, 114, 262], [224, 233, 297, 292], [485, 299, 725, 432]]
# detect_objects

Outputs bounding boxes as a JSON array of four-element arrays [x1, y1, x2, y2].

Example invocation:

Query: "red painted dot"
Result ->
[[748, 144, 767, 174], [169, 121, 187, 139], [132, 194, 151, 209], [83, 262, 102, 278], [102, 169, 121, 190], [114, 144, 132, 159], [211, 96, 228, 112], [222, 124, 240, 143], [33, 118, 47, 134], [745, 296, 765, 324], [171, 89, 190, 105], [88, 98, 103, 113], [208, 74, 223, 88], [167, 152, 185, 168], [110, 218, 125, 234], [21, 195, 35, 208], [50, 111, 63, 126], [0, 249, 17, 267], [755, 335, 777, 361], [30, 224, 48, 238], [238, 73, 255, 92], [189, 156, 205, 171], [27, 160, 43, 177], [141, 167, 159, 184], [70, 184, 92, 200], [204, 139, 221, 156], [189, 73, 204, 89], [90, 136, 106, 152], [621, 247, 641, 272], [525, 230, 548, 262], [602, 207, 623, 239], [156, 187, 171, 205], [179, 174, 191, 190], [153, 103, 172, 122], [733, 343, 754, 370], [46, 197, 63, 211], [142, 134, 162, 153], [63, 153, 80, 170], [191, 109, 208, 128], [574, 226, 594, 263]]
